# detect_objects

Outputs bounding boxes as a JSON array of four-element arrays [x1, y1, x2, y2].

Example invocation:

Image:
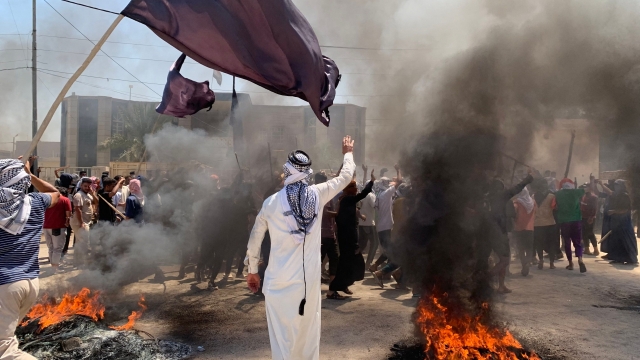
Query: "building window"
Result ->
[[112, 117, 124, 136], [271, 126, 285, 143]]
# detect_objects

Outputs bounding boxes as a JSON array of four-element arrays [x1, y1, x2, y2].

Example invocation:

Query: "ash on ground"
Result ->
[[17, 316, 191, 360]]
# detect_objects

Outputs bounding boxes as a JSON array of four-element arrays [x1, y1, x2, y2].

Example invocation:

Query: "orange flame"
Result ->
[[109, 295, 147, 331], [22, 288, 105, 331], [417, 292, 540, 360]]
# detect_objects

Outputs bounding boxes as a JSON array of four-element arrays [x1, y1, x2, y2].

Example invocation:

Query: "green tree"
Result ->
[[101, 103, 173, 162]]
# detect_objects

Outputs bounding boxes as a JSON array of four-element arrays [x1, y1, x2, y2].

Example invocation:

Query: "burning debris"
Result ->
[[17, 289, 190, 359], [414, 291, 539, 359]]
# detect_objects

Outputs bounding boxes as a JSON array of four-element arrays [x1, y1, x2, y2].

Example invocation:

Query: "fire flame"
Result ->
[[417, 292, 540, 360], [110, 296, 147, 331], [22, 288, 105, 331]]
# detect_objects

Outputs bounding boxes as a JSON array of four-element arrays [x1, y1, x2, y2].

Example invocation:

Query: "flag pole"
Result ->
[[22, 14, 124, 159]]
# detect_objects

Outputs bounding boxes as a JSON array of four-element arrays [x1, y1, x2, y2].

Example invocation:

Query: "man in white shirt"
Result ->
[[245, 136, 356, 360], [369, 165, 402, 276], [358, 164, 378, 268]]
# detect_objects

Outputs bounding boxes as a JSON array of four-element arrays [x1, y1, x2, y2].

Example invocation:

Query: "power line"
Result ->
[[39, 67, 167, 85], [60, 0, 120, 15], [0, 66, 30, 72], [5, 0, 29, 68], [37, 69, 159, 101], [43, 0, 162, 97]]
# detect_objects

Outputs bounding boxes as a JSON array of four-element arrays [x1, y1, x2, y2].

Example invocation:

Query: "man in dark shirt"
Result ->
[[97, 177, 124, 224]]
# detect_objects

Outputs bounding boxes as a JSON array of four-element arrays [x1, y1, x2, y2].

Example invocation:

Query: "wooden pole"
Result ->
[[136, 113, 162, 175], [235, 152, 242, 170], [22, 14, 124, 159], [564, 131, 576, 179], [31, 0, 38, 169], [267, 142, 274, 180]]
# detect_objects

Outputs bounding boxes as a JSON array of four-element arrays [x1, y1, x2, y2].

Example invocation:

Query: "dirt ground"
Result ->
[[35, 234, 640, 360]]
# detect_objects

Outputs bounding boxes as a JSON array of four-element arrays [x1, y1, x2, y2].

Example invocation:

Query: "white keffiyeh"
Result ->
[[0, 159, 32, 235]]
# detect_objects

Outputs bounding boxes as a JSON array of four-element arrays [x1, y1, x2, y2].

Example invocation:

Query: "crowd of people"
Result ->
[[0, 146, 638, 359]]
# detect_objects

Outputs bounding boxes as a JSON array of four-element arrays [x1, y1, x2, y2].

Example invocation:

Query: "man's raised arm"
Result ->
[[314, 136, 357, 204]]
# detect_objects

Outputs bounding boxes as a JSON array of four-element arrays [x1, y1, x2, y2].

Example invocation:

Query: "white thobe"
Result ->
[[246, 153, 355, 360]]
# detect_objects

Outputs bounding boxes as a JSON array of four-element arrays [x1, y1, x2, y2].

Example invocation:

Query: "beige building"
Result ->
[[60, 93, 366, 173]]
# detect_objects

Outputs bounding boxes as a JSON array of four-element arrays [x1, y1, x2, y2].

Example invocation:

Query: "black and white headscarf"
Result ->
[[280, 152, 318, 243], [0, 159, 32, 235]]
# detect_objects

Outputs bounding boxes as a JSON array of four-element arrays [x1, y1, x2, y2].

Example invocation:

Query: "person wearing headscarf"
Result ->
[[512, 188, 537, 276], [0, 158, 59, 360], [329, 172, 375, 299], [245, 136, 356, 360], [125, 179, 145, 224], [532, 178, 558, 270], [598, 179, 638, 265], [555, 178, 587, 272]]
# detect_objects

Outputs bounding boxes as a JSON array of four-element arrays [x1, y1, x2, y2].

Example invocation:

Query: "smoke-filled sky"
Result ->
[[2, 0, 640, 171], [0, 0, 408, 151]]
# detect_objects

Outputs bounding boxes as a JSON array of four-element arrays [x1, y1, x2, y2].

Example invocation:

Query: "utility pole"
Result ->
[[129, 85, 133, 101], [31, 0, 38, 168], [12, 134, 19, 158]]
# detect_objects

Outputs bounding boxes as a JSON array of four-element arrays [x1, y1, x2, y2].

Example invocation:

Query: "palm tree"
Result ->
[[101, 103, 173, 162]]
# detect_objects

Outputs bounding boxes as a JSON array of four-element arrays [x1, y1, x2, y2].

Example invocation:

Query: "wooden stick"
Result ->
[[564, 131, 576, 179], [598, 230, 612, 244], [22, 14, 124, 159], [267, 142, 274, 180], [136, 113, 162, 175], [235, 152, 242, 170], [98, 193, 126, 218]]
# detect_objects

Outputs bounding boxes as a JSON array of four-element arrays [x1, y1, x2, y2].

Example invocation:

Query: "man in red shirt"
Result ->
[[43, 187, 72, 273], [580, 184, 599, 256]]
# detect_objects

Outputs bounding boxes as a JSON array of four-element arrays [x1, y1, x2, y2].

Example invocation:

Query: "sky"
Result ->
[[0, 0, 408, 151]]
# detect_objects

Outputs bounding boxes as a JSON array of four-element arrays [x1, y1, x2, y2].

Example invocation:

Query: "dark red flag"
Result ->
[[156, 53, 216, 118], [122, 0, 341, 126]]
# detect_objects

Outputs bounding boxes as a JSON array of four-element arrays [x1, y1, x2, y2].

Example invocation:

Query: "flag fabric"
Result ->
[[121, 0, 340, 126], [212, 70, 223, 86], [156, 53, 216, 117]]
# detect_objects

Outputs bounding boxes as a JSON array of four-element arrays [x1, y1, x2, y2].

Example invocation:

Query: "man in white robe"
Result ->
[[246, 136, 356, 360]]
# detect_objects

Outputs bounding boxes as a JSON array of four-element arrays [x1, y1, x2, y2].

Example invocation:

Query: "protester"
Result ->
[[316, 172, 339, 287], [555, 178, 587, 272], [532, 179, 558, 270], [372, 182, 410, 289], [125, 179, 145, 223], [112, 175, 130, 215], [246, 136, 356, 360], [512, 188, 537, 276], [0, 158, 59, 360], [358, 165, 378, 269], [70, 177, 96, 268], [43, 187, 72, 273], [580, 182, 599, 256], [599, 179, 638, 265], [328, 172, 374, 299], [369, 164, 402, 272], [97, 177, 125, 224], [485, 169, 533, 294]]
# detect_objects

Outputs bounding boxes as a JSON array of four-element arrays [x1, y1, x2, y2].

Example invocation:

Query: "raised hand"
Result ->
[[342, 135, 354, 154]]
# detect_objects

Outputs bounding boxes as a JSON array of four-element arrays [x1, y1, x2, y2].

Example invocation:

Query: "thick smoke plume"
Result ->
[[381, 0, 640, 333]]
